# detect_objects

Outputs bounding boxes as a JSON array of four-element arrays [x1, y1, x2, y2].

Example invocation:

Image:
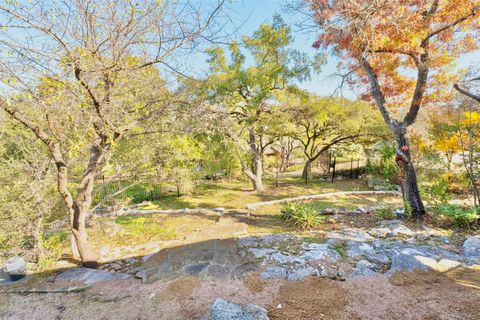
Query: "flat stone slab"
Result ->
[[0, 271, 21, 286], [365, 253, 390, 265], [301, 243, 340, 262], [463, 236, 480, 263], [326, 228, 374, 242], [261, 267, 287, 279], [287, 267, 318, 281], [136, 239, 259, 283], [346, 240, 374, 257], [270, 252, 305, 265], [210, 298, 269, 320], [248, 248, 276, 258], [55, 267, 131, 284]]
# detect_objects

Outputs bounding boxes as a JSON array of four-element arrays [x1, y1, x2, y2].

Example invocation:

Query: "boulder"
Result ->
[[387, 248, 430, 274], [5, 256, 26, 281], [350, 260, 377, 278], [210, 298, 269, 320]]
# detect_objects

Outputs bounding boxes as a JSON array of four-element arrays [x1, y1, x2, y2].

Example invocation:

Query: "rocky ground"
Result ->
[[1, 206, 479, 319]]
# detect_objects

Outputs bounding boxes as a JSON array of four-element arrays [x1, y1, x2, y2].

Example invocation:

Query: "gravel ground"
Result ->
[[1, 266, 479, 320]]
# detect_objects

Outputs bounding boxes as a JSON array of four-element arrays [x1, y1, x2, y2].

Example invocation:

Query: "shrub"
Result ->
[[376, 207, 396, 220], [423, 176, 452, 205], [37, 231, 68, 270], [280, 202, 302, 221], [430, 204, 479, 228], [280, 202, 324, 229]]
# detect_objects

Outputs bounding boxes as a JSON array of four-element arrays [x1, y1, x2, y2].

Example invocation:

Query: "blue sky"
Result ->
[[181, 0, 478, 99]]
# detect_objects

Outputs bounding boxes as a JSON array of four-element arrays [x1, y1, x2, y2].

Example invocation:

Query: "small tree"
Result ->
[[204, 16, 320, 191], [285, 94, 385, 183]]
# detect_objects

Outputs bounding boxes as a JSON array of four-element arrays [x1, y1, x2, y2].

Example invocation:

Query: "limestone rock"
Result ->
[[261, 267, 287, 279], [350, 259, 377, 278], [210, 298, 269, 320], [463, 236, 480, 263], [365, 253, 390, 265], [270, 252, 305, 265], [387, 248, 430, 274], [346, 240, 374, 257], [368, 228, 390, 238], [301, 243, 340, 262], [287, 267, 318, 281], [56, 267, 131, 284], [322, 207, 337, 215], [248, 248, 276, 259]]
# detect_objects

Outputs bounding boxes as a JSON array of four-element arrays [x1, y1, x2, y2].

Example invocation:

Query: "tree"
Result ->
[[0, 0, 225, 266], [453, 69, 480, 206], [277, 136, 298, 173], [204, 16, 320, 191], [285, 94, 385, 183], [304, 0, 479, 218], [428, 113, 461, 172]]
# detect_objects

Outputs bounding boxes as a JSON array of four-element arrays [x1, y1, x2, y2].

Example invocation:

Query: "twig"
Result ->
[[2, 285, 90, 294]]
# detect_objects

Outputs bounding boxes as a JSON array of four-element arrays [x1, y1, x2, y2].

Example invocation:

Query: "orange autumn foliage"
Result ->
[[308, 0, 480, 112]]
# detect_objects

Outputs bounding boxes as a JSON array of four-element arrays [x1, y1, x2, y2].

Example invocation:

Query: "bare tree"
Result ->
[[454, 74, 480, 206], [0, 0, 225, 266]]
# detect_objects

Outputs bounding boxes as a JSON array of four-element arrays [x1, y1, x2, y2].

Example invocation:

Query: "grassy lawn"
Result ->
[[87, 178, 404, 250], [255, 193, 403, 215], [146, 177, 371, 210]]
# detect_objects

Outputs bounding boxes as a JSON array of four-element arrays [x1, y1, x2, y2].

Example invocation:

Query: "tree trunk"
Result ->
[[302, 160, 312, 184], [242, 156, 265, 192], [241, 129, 266, 192], [394, 128, 426, 219], [56, 133, 112, 267]]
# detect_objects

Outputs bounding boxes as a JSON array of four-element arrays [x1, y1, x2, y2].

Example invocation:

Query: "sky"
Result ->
[[179, 0, 479, 99]]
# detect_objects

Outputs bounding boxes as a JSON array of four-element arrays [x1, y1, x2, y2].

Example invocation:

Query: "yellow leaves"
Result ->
[[434, 135, 461, 153], [460, 111, 480, 126]]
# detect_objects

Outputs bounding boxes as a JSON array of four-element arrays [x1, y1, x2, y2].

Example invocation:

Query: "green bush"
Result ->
[[365, 144, 400, 181], [280, 202, 324, 229], [37, 231, 68, 270], [423, 176, 452, 205], [376, 207, 396, 220], [430, 204, 479, 228]]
